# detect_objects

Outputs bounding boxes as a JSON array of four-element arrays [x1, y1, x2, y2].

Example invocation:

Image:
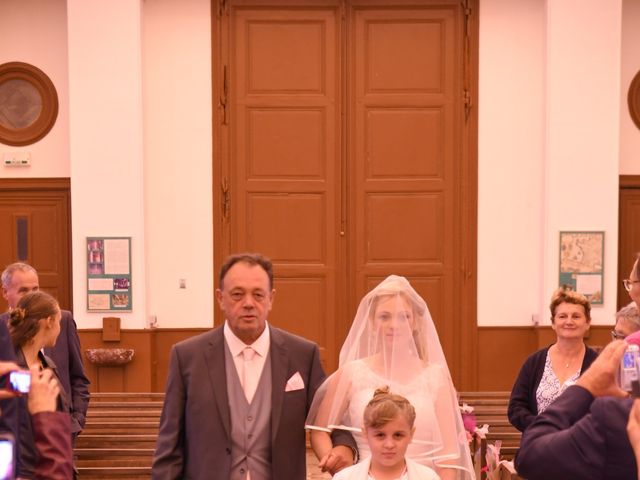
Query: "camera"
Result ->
[[619, 344, 640, 394], [0, 370, 31, 395], [0, 433, 14, 480]]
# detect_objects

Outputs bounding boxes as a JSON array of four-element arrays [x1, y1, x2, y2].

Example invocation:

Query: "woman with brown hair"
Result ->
[[508, 287, 599, 432], [8, 290, 70, 479]]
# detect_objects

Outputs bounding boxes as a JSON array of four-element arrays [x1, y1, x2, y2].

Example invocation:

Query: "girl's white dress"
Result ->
[[333, 456, 441, 480], [336, 359, 458, 470]]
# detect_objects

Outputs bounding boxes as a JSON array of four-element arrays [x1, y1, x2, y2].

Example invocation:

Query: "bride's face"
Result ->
[[372, 295, 415, 345]]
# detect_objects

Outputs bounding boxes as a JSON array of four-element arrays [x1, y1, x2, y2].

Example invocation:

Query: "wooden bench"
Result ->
[[458, 391, 522, 479]]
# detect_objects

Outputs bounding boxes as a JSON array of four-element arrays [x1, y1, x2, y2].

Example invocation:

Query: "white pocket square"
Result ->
[[285, 371, 305, 392]]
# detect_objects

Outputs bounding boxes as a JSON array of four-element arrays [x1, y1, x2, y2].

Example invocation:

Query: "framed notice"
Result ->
[[559, 231, 604, 305], [86, 237, 132, 311]]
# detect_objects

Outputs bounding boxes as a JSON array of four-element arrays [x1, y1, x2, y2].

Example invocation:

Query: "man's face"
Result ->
[[2, 270, 39, 309], [216, 262, 274, 344]]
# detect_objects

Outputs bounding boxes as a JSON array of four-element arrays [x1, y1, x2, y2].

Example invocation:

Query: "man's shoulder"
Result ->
[[174, 327, 222, 350], [269, 325, 317, 350], [59, 310, 75, 327]]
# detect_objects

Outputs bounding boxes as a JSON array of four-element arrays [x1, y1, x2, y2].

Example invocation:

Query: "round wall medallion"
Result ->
[[629, 69, 640, 131], [0, 62, 59, 146]]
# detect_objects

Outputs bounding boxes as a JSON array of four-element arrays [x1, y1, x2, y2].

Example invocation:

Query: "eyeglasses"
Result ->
[[611, 330, 627, 340], [623, 279, 640, 292]]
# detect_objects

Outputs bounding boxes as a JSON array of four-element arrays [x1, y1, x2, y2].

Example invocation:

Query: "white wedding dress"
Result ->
[[332, 359, 462, 472]]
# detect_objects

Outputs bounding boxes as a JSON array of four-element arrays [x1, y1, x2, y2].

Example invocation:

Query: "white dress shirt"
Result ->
[[223, 321, 270, 403]]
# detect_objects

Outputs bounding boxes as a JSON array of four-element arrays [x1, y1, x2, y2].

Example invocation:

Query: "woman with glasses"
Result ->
[[507, 287, 598, 432], [611, 302, 640, 340]]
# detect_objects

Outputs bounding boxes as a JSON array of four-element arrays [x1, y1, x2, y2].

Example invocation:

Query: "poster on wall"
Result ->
[[86, 237, 132, 311], [559, 231, 604, 305]]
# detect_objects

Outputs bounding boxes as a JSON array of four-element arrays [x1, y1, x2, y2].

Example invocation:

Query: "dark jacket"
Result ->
[[508, 344, 598, 432], [43, 310, 90, 434], [1, 310, 90, 435], [515, 385, 636, 480], [15, 349, 70, 479], [0, 320, 19, 464]]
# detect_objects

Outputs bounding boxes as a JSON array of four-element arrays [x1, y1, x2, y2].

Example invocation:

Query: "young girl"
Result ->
[[334, 386, 440, 480]]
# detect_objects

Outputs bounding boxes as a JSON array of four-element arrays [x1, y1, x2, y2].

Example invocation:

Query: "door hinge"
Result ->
[[221, 65, 228, 125], [463, 89, 472, 120], [221, 177, 230, 220], [219, 0, 227, 17], [462, 0, 472, 36]]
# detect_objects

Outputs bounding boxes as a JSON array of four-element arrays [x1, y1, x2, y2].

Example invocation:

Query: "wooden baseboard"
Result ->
[[78, 325, 613, 392]]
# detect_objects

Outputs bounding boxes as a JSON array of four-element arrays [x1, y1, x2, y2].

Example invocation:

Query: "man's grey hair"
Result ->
[[616, 301, 640, 331], [1, 262, 37, 289]]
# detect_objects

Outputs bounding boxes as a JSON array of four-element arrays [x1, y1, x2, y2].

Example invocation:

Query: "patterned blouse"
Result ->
[[535, 351, 580, 413]]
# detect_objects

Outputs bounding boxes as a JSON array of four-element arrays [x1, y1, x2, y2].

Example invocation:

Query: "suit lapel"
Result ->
[[269, 326, 289, 442], [205, 328, 231, 440]]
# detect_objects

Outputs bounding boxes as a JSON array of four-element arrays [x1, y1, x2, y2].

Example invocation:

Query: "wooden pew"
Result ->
[[458, 391, 522, 479]]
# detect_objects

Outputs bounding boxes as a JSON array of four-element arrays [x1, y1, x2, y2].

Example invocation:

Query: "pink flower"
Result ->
[[462, 412, 477, 434]]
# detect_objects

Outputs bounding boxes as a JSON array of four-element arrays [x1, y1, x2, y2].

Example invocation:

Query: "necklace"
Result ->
[[555, 346, 583, 369]]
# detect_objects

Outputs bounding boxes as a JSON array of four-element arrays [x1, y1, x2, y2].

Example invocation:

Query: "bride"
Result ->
[[306, 275, 475, 480]]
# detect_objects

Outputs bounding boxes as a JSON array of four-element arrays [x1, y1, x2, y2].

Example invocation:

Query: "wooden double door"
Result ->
[[214, 0, 478, 388]]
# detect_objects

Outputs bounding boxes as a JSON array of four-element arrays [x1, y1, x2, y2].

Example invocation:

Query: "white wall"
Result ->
[[142, 0, 213, 328], [67, 0, 147, 328], [0, 0, 69, 177], [478, 0, 623, 326], [620, 0, 640, 174], [478, 0, 547, 327], [544, 0, 621, 325]]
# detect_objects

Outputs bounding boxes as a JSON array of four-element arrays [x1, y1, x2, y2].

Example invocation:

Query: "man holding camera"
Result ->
[[152, 253, 356, 480], [0, 262, 90, 439], [515, 340, 635, 480]]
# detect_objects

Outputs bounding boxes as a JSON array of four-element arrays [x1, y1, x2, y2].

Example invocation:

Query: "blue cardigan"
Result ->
[[507, 344, 599, 432]]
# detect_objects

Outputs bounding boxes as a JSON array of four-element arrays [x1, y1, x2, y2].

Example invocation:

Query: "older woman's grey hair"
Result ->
[[615, 302, 640, 338]]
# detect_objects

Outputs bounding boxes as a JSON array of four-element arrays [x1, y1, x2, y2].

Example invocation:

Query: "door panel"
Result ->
[[228, 6, 341, 367], [0, 178, 72, 311], [351, 5, 459, 364], [216, 0, 477, 385]]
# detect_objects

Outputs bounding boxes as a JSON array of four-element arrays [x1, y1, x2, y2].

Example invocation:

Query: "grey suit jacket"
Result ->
[[152, 324, 344, 480]]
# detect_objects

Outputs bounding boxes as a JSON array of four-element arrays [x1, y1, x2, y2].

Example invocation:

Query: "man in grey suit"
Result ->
[[152, 253, 356, 480], [1, 262, 90, 437]]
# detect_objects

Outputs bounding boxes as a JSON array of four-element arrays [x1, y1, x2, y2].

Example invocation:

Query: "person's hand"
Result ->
[[576, 340, 628, 398], [317, 444, 355, 474], [27, 366, 60, 414], [0, 361, 21, 399]]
